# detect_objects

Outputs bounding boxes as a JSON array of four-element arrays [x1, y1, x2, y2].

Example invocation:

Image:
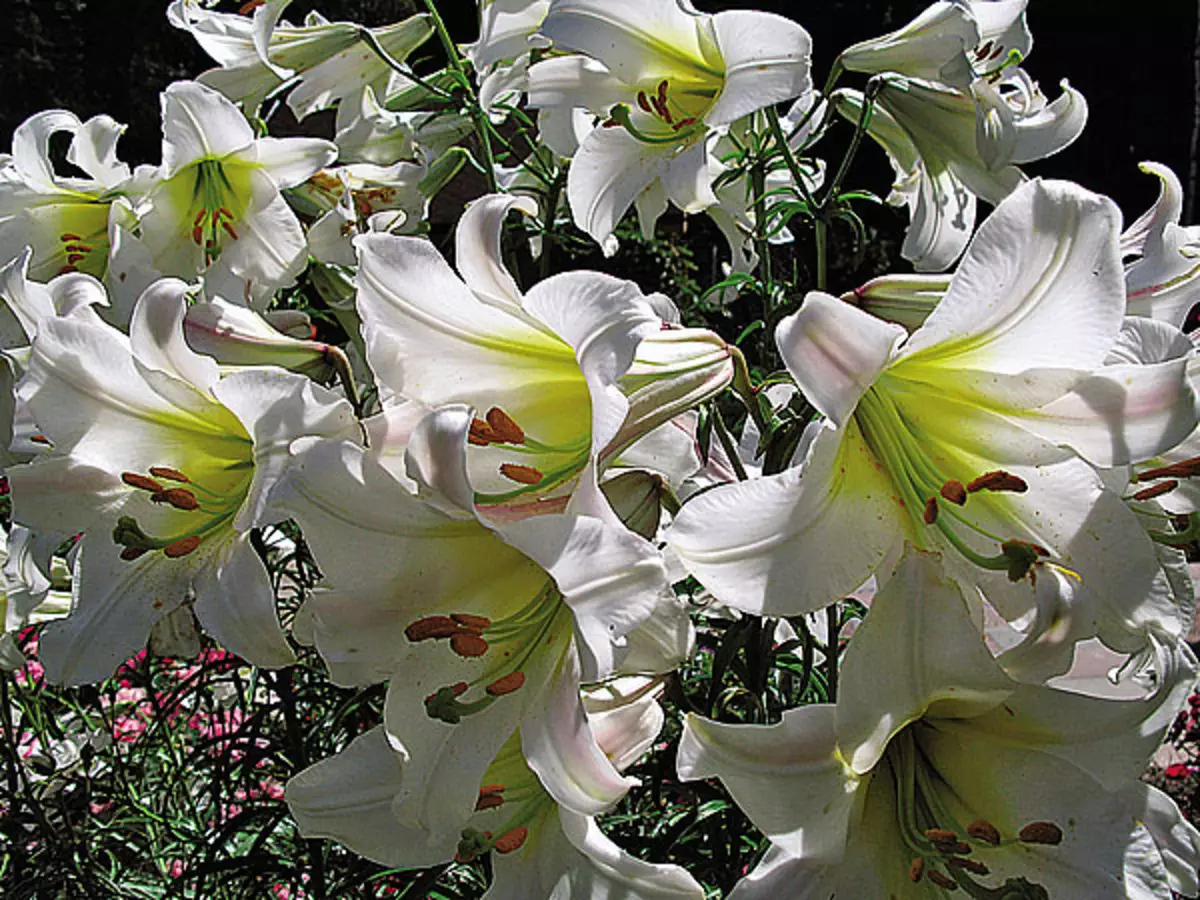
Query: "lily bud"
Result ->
[[842, 274, 950, 332], [607, 328, 734, 463], [184, 298, 332, 377]]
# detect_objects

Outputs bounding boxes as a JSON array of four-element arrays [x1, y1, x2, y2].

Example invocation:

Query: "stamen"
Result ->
[[152, 488, 200, 511], [947, 857, 990, 876], [1138, 457, 1200, 481], [1133, 480, 1178, 501], [909, 858, 925, 882], [122, 472, 166, 493], [1018, 821, 1062, 845], [500, 463, 544, 485], [59, 233, 83, 241], [940, 481, 967, 505], [966, 819, 1000, 845], [924, 496, 939, 525], [120, 547, 149, 561], [469, 418, 497, 446], [636, 91, 652, 112], [475, 786, 506, 811], [221, 222, 239, 241], [967, 471, 1028, 494], [405, 615, 464, 642], [450, 633, 490, 658], [493, 826, 528, 854], [485, 408, 525, 445], [485, 672, 526, 696], [452, 613, 492, 630], [163, 535, 203, 558], [149, 467, 191, 483], [924, 829, 958, 845], [30, 434, 51, 445], [1001, 540, 1049, 582]]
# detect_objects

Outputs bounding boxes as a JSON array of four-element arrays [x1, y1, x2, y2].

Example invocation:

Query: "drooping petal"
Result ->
[[567, 127, 674, 244], [455, 194, 539, 312], [248, 135, 338, 189], [667, 424, 901, 616], [677, 706, 859, 864], [128, 278, 221, 393], [287, 727, 457, 868], [775, 291, 906, 429]]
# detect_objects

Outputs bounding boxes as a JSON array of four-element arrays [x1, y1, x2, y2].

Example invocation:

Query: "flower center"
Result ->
[[886, 726, 1059, 897], [855, 385, 1048, 583], [53, 205, 112, 279], [114, 463, 252, 561], [603, 76, 716, 145], [407, 582, 571, 725], [455, 730, 556, 863], [467, 406, 590, 507], [179, 159, 249, 265]]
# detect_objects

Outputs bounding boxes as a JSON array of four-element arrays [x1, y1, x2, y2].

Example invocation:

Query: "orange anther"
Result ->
[[1133, 480, 1179, 501], [967, 471, 1028, 494], [499, 463, 544, 485], [637, 91, 652, 112], [469, 418, 498, 446], [122, 472, 166, 493], [485, 408, 525, 444], [966, 820, 1000, 845], [120, 547, 149, 561], [940, 480, 967, 505], [909, 858, 925, 883], [450, 633, 490, 658], [485, 672, 525, 696], [149, 467, 191, 483], [405, 615, 462, 642], [192, 225, 205, 245], [493, 826, 528, 854], [923, 496, 939, 525], [926, 870, 958, 891], [59, 233, 83, 241], [153, 488, 200, 511], [924, 828, 958, 844], [193, 210, 207, 227], [221, 222, 239, 241], [451, 613, 492, 630], [1018, 821, 1062, 845], [30, 434, 51, 445], [475, 792, 505, 811], [66, 254, 86, 265], [947, 858, 990, 876], [163, 535, 203, 558]]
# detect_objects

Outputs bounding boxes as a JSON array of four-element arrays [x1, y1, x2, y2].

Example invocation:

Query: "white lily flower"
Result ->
[[668, 180, 1198, 656], [678, 549, 1200, 899], [138, 81, 337, 308], [5, 278, 357, 684], [0, 525, 71, 670], [0, 108, 144, 294], [168, 0, 434, 119], [287, 653, 702, 899], [1121, 162, 1200, 329], [526, 0, 812, 245], [355, 193, 734, 515], [274, 403, 680, 836], [833, 1, 1085, 271]]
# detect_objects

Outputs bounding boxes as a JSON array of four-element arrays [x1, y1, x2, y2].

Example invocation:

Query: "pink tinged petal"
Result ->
[[1122, 162, 1185, 259], [521, 650, 635, 815], [567, 126, 674, 244], [536, 0, 721, 87], [248, 136, 338, 189], [704, 10, 812, 127], [835, 548, 1015, 774], [522, 270, 661, 454], [210, 368, 357, 532], [38, 538, 188, 686], [160, 81, 256, 177], [677, 706, 859, 864], [1023, 358, 1199, 467], [191, 533, 294, 667], [776, 292, 906, 429], [667, 424, 902, 616], [901, 179, 1126, 372], [587, 687, 665, 771], [455, 194, 539, 312], [287, 727, 457, 869], [403, 404, 478, 517], [129, 279, 221, 392]]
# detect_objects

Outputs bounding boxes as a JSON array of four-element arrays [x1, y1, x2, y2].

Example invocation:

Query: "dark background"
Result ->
[[0, 0, 1195, 225]]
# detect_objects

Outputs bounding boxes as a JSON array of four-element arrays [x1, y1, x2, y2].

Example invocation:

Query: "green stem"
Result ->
[[764, 105, 815, 209], [825, 603, 840, 701], [357, 27, 453, 101], [421, 0, 499, 193]]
